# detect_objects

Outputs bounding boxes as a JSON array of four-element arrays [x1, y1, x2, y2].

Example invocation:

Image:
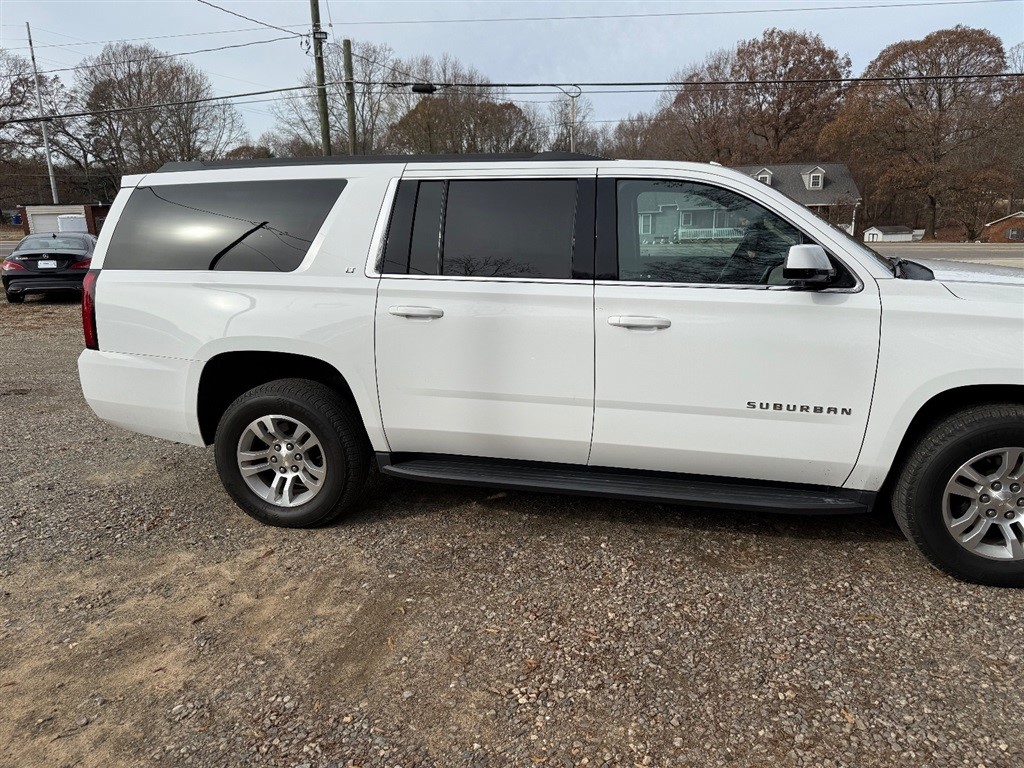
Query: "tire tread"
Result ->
[[215, 378, 370, 528], [892, 402, 1024, 586]]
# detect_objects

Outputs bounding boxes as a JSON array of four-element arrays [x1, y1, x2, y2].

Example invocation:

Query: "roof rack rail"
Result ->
[[157, 151, 607, 173]]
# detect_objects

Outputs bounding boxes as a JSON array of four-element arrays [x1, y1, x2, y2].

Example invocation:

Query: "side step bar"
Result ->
[[376, 454, 874, 515]]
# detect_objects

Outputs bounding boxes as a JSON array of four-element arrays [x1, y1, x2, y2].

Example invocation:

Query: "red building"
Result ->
[[980, 211, 1024, 243]]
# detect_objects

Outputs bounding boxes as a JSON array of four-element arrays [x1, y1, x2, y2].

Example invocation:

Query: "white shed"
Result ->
[[24, 204, 86, 234], [864, 225, 914, 243]]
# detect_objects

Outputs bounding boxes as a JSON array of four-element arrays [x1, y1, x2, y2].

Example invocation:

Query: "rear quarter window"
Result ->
[[103, 179, 347, 271]]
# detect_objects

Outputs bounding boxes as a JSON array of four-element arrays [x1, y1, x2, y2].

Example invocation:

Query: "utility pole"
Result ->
[[26, 22, 59, 204], [309, 0, 331, 155], [342, 39, 357, 155], [554, 85, 581, 153], [568, 96, 576, 153]]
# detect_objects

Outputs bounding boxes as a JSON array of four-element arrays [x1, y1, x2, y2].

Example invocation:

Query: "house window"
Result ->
[[1009, 227, 1023, 241], [680, 212, 693, 227], [639, 213, 653, 235], [809, 173, 823, 189], [757, 174, 771, 185]]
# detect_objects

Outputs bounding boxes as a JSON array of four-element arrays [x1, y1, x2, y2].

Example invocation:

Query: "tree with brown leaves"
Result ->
[[820, 26, 1009, 239]]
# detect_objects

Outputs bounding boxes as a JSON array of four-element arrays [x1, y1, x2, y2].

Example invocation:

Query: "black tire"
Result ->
[[892, 404, 1024, 587], [214, 378, 370, 528], [5, 291, 24, 304]]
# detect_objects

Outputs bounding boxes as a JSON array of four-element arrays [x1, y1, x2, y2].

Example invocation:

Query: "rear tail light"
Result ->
[[2, 259, 25, 271], [71, 258, 92, 269], [82, 269, 100, 350]]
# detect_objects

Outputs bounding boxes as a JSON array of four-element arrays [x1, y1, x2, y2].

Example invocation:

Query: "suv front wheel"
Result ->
[[893, 404, 1024, 587], [214, 378, 370, 527]]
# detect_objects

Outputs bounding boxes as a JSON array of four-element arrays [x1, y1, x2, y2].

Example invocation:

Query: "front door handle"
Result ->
[[389, 305, 444, 319], [608, 315, 671, 330]]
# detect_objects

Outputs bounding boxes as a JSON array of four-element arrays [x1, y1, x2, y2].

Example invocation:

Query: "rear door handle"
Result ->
[[607, 315, 671, 330], [389, 305, 444, 319]]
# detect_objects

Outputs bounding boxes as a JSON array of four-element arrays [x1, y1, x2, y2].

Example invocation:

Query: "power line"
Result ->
[[8, 37, 296, 79], [333, 0, 1017, 25], [375, 71, 1024, 90], [0, 25, 308, 52], [194, 0, 306, 38], [344, 46, 430, 85], [6, 71, 1020, 127], [1, 82, 339, 125]]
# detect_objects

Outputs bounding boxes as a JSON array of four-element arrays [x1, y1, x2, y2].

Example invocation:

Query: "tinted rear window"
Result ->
[[104, 179, 346, 271], [441, 180, 577, 278], [17, 235, 89, 251]]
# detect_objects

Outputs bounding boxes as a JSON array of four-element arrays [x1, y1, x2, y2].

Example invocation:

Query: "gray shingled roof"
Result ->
[[732, 163, 860, 206]]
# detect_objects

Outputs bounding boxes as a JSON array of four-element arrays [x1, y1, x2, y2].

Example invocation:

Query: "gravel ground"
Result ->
[[2, 293, 1023, 768]]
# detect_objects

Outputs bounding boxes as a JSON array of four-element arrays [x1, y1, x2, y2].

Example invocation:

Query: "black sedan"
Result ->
[[2, 232, 97, 303]]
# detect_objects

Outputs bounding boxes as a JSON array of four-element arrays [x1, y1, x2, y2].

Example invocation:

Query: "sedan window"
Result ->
[[17, 235, 89, 251]]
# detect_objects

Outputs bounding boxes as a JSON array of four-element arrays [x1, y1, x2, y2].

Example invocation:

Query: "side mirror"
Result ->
[[783, 244, 835, 285]]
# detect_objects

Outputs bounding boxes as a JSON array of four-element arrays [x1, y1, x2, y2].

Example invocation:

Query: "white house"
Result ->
[[863, 225, 914, 243]]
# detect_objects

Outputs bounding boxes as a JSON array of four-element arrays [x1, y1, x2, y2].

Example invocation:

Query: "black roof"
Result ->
[[158, 151, 605, 173]]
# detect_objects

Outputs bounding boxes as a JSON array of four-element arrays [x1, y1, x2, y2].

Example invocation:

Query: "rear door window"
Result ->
[[104, 179, 346, 271], [441, 180, 577, 278]]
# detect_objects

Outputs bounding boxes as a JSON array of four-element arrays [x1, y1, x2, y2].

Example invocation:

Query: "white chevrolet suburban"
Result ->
[[77, 153, 1024, 586]]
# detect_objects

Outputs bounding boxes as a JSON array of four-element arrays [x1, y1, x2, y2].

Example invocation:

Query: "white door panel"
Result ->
[[376, 278, 594, 463], [591, 285, 880, 486]]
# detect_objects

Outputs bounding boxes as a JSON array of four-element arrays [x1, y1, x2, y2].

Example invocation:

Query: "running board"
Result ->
[[376, 454, 874, 515]]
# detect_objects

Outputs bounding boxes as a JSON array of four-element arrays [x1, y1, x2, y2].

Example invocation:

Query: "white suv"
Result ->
[[77, 153, 1024, 586]]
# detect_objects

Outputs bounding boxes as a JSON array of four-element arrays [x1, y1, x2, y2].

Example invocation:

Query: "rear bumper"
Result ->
[[78, 349, 206, 446], [3, 273, 86, 294]]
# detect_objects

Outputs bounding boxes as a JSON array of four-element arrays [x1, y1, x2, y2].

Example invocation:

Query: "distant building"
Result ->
[[980, 211, 1024, 243], [863, 225, 914, 243], [732, 162, 861, 230], [15, 204, 111, 236]]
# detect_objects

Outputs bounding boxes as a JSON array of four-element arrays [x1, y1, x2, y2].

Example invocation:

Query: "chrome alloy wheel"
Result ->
[[236, 415, 328, 508], [943, 447, 1024, 561]]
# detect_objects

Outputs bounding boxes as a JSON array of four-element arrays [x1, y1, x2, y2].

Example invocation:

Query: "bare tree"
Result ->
[[0, 50, 89, 208], [655, 49, 744, 163], [0, 50, 38, 163], [384, 54, 544, 154], [72, 42, 244, 194], [1002, 42, 1024, 211], [546, 94, 599, 153], [599, 112, 659, 159], [270, 41, 417, 155]]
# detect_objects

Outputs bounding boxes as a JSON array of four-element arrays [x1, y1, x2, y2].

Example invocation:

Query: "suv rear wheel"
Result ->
[[214, 378, 369, 527], [893, 404, 1024, 587]]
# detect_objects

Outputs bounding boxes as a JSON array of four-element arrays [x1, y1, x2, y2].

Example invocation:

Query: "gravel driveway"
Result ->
[[1, 294, 1022, 768]]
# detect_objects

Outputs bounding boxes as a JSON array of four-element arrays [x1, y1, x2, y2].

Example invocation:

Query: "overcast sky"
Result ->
[[2, 0, 1022, 141]]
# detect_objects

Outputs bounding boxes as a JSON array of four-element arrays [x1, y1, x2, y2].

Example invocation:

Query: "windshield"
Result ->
[[16, 235, 89, 251], [824, 221, 894, 272], [741, 178, 894, 274]]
